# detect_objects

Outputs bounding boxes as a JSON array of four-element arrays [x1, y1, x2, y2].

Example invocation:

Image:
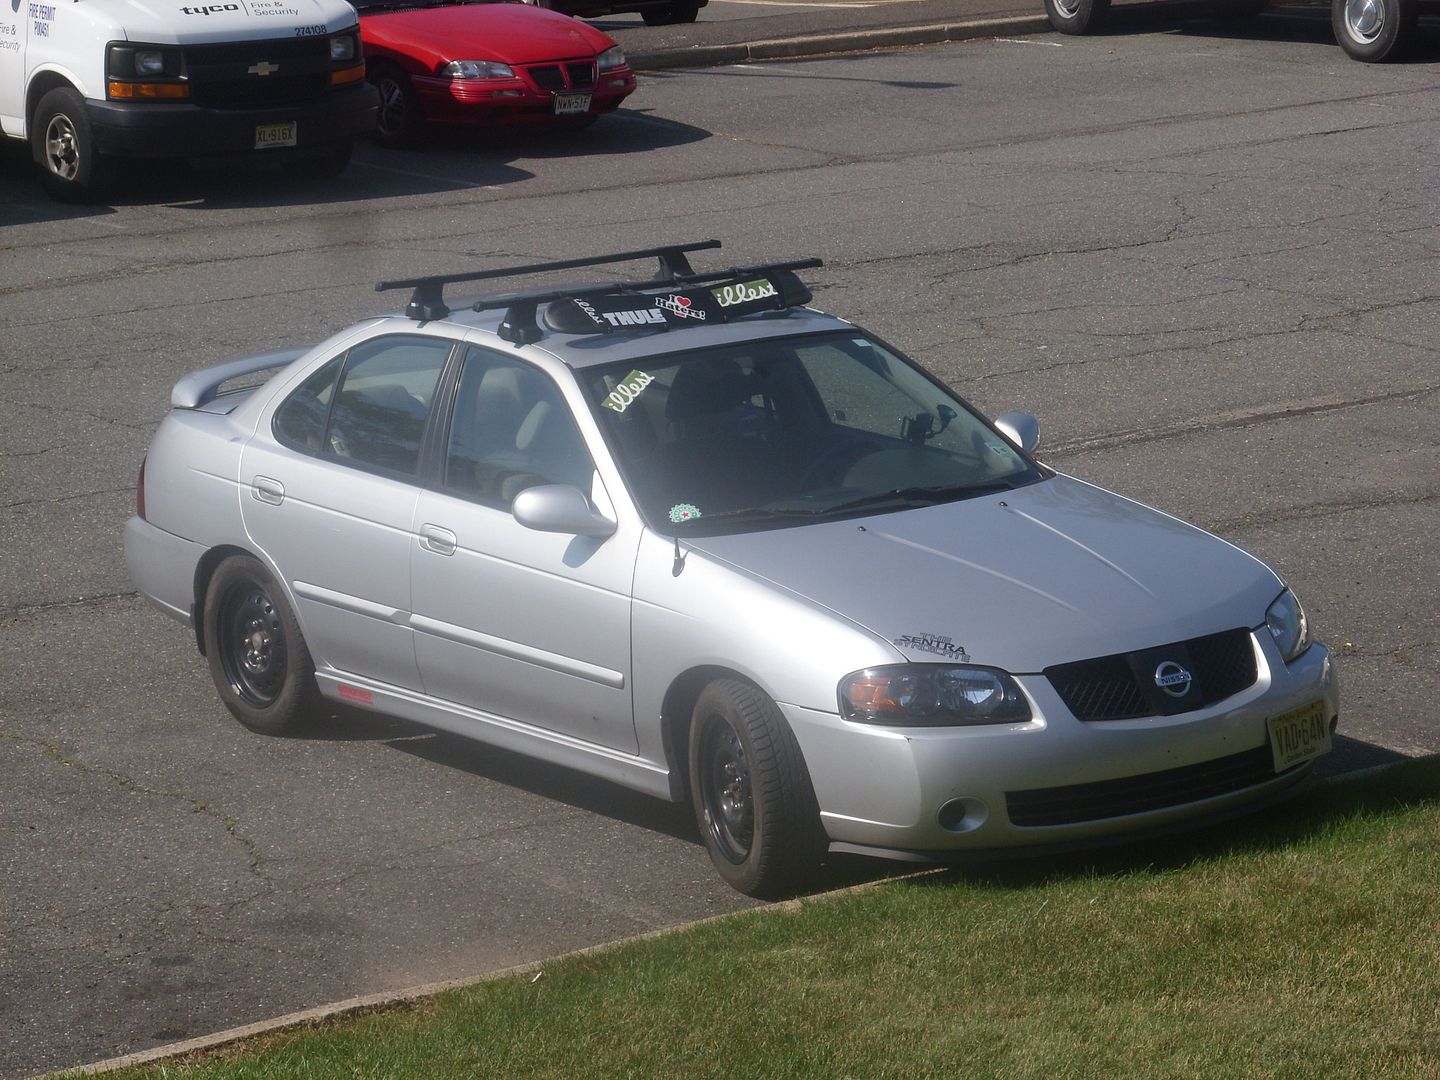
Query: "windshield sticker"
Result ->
[[668, 503, 702, 524], [601, 370, 655, 414], [655, 294, 707, 321], [711, 278, 778, 308], [895, 633, 971, 662]]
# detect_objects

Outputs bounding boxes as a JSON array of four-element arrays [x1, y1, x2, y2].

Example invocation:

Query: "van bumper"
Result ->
[[84, 82, 378, 159]]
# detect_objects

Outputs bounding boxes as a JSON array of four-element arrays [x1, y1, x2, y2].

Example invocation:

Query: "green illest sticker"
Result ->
[[601, 370, 655, 414]]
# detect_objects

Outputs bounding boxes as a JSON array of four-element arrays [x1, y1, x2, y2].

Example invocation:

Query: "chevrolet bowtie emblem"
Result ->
[[248, 61, 279, 76]]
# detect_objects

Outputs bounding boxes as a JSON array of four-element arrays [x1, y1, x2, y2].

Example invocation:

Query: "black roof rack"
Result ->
[[473, 258, 823, 346], [375, 241, 722, 322]]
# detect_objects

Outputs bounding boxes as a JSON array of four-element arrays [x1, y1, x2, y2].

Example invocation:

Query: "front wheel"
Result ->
[[1043, 0, 1110, 34], [642, 1, 700, 25], [688, 679, 826, 898], [370, 65, 424, 147], [1332, 0, 1415, 60], [31, 86, 115, 203], [203, 555, 321, 735]]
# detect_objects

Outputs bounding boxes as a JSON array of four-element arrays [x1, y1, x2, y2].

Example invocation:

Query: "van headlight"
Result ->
[[840, 665, 1032, 726], [329, 32, 358, 63], [1266, 589, 1311, 663]]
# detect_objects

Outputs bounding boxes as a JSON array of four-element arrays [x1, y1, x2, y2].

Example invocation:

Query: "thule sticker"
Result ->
[[601, 370, 655, 414], [712, 278, 778, 308], [895, 633, 971, 661], [601, 308, 665, 328]]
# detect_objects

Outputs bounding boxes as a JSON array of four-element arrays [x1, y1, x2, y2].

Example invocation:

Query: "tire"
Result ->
[[203, 555, 321, 735], [687, 679, 826, 898], [370, 65, 423, 148], [31, 86, 115, 203], [1043, 0, 1110, 34], [642, 1, 700, 25], [281, 140, 353, 180], [1332, 0, 1415, 61]]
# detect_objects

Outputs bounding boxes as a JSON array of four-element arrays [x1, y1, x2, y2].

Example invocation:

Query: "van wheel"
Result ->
[[204, 555, 321, 735], [1333, 0, 1415, 60], [32, 87, 114, 203], [688, 679, 826, 898], [1044, 0, 1110, 33]]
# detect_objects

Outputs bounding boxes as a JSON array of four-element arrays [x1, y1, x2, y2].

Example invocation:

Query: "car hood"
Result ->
[[93, 0, 356, 44], [359, 3, 613, 64], [686, 474, 1283, 674]]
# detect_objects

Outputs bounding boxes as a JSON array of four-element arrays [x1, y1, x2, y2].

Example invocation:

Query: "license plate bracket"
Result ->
[[255, 122, 298, 150], [1267, 699, 1331, 773], [552, 92, 592, 116]]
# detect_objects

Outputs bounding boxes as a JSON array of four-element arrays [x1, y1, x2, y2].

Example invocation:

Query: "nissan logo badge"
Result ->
[[1154, 660, 1193, 698]]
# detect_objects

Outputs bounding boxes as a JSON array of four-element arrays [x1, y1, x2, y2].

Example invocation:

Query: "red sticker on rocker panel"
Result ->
[[338, 685, 373, 705]]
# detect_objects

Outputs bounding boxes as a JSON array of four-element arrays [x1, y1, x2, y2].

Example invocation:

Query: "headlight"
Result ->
[[442, 60, 516, 80], [597, 45, 626, 72], [1266, 589, 1311, 663], [135, 49, 166, 75], [329, 32, 358, 63], [839, 665, 1032, 727]]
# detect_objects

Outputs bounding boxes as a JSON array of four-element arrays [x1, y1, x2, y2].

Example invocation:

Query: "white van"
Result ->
[[0, 0, 378, 201]]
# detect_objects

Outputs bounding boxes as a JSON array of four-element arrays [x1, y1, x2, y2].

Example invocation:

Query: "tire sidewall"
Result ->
[[1043, 0, 1109, 34], [370, 65, 421, 147], [32, 87, 110, 203], [203, 555, 315, 735], [689, 686, 769, 891], [1331, 0, 1411, 60]]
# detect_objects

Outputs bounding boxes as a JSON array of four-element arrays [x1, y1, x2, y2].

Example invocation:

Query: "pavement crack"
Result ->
[[1210, 490, 1440, 533], [3, 486, 134, 511], [0, 591, 140, 619]]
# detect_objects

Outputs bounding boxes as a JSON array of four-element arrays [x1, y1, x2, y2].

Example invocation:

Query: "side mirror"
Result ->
[[512, 485, 616, 539], [993, 412, 1041, 455]]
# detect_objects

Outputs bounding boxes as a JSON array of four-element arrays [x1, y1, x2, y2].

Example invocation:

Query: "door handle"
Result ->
[[419, 524, 457, 557], [252, 476, 285, 505]]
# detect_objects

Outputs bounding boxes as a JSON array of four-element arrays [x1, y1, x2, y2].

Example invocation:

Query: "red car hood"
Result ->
[[360, 2, 615, 65]]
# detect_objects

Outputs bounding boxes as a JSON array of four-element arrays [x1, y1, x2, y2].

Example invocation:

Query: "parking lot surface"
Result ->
[[3, 20, 1438, 1077]]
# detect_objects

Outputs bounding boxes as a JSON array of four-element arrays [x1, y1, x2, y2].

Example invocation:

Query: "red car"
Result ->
[[356, 0, 637, 146]]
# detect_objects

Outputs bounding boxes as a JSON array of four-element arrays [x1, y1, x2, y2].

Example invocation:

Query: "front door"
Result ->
[[410, 346, 639, 753]]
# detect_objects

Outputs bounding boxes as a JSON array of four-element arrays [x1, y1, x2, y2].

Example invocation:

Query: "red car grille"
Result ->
[[525, 62, 596, 93]]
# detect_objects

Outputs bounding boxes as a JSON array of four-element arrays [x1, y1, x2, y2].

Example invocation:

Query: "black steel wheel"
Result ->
[[31, 86, 115, 203], [204, 555, 320, 735], [688, 679, 826, 897], [1043, 0, 1110, 34]]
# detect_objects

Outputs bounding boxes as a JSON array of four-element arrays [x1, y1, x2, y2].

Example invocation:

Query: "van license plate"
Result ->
[[552, 92, 591, 116], [255, 122, 298, 149], [1267, 699, 1330, 772]]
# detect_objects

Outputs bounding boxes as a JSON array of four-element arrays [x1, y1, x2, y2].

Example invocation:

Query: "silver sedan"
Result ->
[[126, 244, 1338, 896]]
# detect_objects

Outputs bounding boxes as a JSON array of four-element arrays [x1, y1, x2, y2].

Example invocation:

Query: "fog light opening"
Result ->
[[937, 797, 988, 835]]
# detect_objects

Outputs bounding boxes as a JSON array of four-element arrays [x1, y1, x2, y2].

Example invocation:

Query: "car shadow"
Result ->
[[399, 106, 711, 161], [297, 707, 1423, 896], [643, 59, 959, 91]]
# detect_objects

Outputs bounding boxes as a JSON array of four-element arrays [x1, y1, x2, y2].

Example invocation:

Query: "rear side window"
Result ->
[[272, 335, 453, 476]]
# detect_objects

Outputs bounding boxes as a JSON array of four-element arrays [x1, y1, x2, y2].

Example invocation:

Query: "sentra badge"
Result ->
[[895, 633, 970, 662], [1154, 660, 1193, 698]]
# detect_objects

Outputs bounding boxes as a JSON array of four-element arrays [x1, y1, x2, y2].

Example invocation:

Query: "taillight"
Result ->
[[136, 456, 147, 520]]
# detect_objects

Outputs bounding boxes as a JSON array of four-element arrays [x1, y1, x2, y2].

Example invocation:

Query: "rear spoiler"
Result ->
[[170, 348, 308, 410]]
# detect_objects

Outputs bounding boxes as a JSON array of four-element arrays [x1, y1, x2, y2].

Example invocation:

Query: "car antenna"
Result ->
[[672, 527, 687, 578]]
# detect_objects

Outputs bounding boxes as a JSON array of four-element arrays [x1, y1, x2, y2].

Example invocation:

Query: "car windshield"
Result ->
[[583, 330, 1045, 534]]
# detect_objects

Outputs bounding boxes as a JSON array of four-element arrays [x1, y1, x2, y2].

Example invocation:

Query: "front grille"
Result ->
[[1046, 627, 1258, 721], [527, 65, 565, 92], [184, 38, 330, 110], [1005, 744, 1288, 827], [567, 62, 595, 89]]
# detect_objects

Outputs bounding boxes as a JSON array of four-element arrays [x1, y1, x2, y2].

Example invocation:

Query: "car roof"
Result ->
[[369, 241, 849, 371]]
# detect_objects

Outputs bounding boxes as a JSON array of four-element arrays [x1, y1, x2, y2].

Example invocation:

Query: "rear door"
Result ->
[[409, 345, 640, 753], [242, 333, 456, 691]]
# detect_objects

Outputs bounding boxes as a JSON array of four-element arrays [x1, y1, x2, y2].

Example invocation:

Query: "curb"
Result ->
[[628, 13, 1053, 70]]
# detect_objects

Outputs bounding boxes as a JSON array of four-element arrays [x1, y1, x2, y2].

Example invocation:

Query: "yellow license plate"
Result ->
[[1267, 699, 1331, 772], [255, 122, 298, 150]]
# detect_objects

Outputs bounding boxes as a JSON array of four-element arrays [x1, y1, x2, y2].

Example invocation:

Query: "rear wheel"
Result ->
[[203, 555, 320, 735], [642, 1, 701, 25], [1332, 0, 1415, 60], [688, 679, 826, 898], [1043, 0, 1110, 33], [32, 87, 114, 203]]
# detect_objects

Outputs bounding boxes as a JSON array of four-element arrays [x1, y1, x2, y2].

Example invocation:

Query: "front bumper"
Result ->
[[786, 632, 1339, 856], [412, 71, 635, 129], [84, 82, 378, 160]]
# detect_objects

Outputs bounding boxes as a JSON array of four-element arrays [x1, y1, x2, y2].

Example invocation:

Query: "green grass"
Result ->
[[112, 760, 1440, 1080]]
